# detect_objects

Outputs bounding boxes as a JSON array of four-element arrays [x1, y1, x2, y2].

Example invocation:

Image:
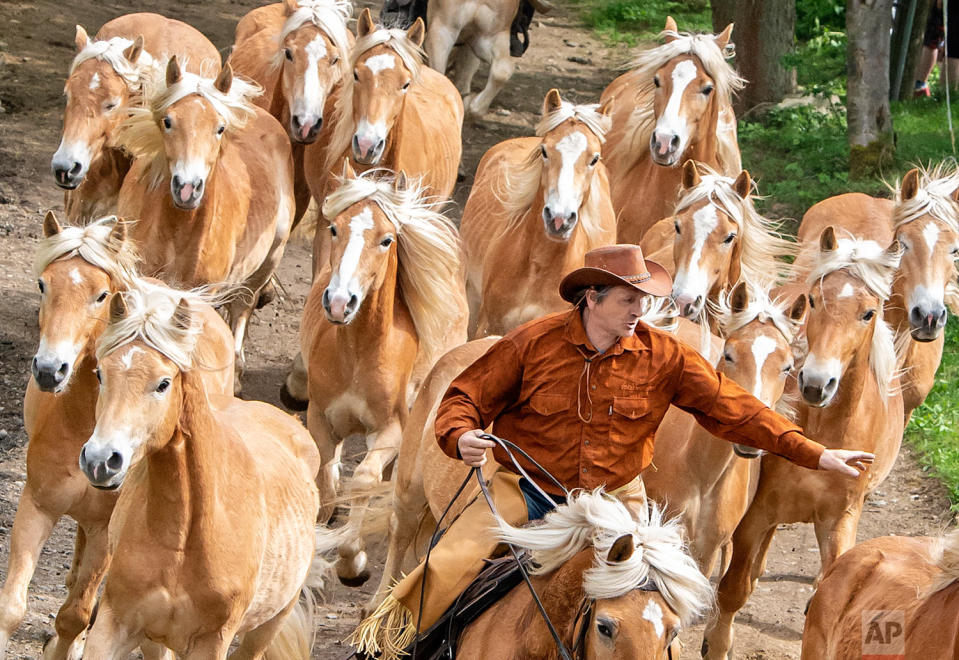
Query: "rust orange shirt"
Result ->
[[435, 310, 825, 495]]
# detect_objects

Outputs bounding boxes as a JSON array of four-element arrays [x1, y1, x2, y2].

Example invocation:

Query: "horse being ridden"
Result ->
[[703, 229, 905, 659], [601, 17, 744, 246], [0, 214, 234, 660], [116, 57, 294, 393], [228, 0, 353, 227], [299, 167, 468, 586], [52, 14, 220, 221], [77, 292, 320, 659], [461, 88, 616, 338]]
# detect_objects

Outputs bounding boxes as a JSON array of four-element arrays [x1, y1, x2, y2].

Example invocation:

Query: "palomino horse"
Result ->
[[455, 491, 713, 658], [601, 17, 744, 245], [641, 161, 797, 329], [460, 89, 616, 337], [645, 281, 804, 578], [77, 292, 319, 659], [53, 14, 220, 221], [0, 214, 234, 660], [228, 0, 353, 226], [802, 530, 959, 659], [299, 167, 468, 585], [305, 8, 464, 209], [424, 0, 552, 119], [702, 228, 905, 659], [116, 57, 294, 392]]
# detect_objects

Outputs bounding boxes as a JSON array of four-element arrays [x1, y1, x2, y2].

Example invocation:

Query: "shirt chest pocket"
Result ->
[[528, 392, 571, 417], [608, 395, 652, 443]]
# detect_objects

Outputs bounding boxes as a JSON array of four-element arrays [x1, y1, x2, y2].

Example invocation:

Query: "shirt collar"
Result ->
[[563, 309, 648, 355]]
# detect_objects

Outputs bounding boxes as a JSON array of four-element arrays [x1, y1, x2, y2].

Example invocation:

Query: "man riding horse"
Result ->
[[354, 244, 874, 658]]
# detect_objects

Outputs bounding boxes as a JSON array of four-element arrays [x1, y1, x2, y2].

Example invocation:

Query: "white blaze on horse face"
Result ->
[[120, 346, 145, 371], [89, 72, 100, 90], [69, 268, 83, 285], [922, 221, 941, 253], [364, 53, 396, 75], [329, 207, 375, 303], [672, 204, 718, 303], [750, 334, 779, 404], [293, 35, 329, 122], [544, 131, 588, 224], [838, 282, 855, 298], [642, 600, 665, 638], [801, 352, 842, 391], [654, 59, 698, 155]]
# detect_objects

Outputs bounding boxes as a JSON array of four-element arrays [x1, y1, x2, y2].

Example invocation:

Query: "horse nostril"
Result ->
[[79, 446, 88, 469], [568, 211, 577, 225], [107, 452, 123, 471], [911, 306, 923, 324], [321, 288, 331, 310], [56, 362, 69, 377], [347, 294, 358, 313], [69, 162, 82, 176], [195, 180, 204, 194], [826, 377, 837, 392], [314, 117, 323, 131], [670, 135, 680, 149]]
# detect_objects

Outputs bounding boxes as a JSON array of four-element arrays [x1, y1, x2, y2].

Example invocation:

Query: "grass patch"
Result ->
[[570, 0, 712, 46], [906, 318, 959, 510]]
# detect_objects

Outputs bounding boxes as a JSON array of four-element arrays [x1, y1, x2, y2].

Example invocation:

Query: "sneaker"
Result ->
[[914, 84, 932, 98]]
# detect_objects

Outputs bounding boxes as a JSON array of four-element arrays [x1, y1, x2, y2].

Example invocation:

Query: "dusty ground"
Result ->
[[0, 1, 954, 658]]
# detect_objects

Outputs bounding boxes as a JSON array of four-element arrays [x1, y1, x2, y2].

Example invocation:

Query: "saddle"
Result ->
[[378, 0, 537, 58]]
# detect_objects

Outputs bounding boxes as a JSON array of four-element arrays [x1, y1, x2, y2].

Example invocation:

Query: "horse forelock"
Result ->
[[713, 284, 798, 344], [351, 27, 424, 80], [893, 163, 959, 235], [96, 280, 218, 371], [494, 489, 713, 626], [323, 170, 463, 356], [536, 101, 611, 143], [639, 296, 680, 332], [271, 0, 353, 73], [34, 215, 138, 287], [70, 36, 156, 88]]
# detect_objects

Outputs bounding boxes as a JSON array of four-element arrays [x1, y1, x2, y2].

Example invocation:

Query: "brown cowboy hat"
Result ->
[[560, 244, 672, 302]]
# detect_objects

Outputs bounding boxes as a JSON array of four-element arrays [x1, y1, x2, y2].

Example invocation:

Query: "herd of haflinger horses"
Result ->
[[1, 0, 958, 657]]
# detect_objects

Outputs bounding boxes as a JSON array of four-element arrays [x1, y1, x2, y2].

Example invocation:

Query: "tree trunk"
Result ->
[[713, 0, 797, 112], [900, 0, 932, 100], [847, 0, 896, 176]]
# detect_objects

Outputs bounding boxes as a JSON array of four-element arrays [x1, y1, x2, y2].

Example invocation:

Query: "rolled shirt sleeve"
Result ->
[[434, 337, 524, 460], [669, 339, 825, 470]]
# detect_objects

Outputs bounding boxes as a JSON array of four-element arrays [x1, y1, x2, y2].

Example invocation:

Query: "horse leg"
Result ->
[[336, 420, 402, 586], [43, 523, 111, 660], [291, 144, 311, 231], [701, 505, 779, 660], [226, 296, 253, 396], [182, 633, 232, 660], [140, 641, 174, 660], [466, 32, 513, 119], [452, 45, 481, 97], [307, 404, 340, 524], [280, 351, 310, 411], [229, 595, 304, 659], [0, 488, 58, 655], [813, 504, 862, 585], [424, 15, 458, 76], [79, 600, 141, 660]]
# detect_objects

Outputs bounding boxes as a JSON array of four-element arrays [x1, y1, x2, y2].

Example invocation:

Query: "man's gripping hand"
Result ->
[[818, 448, 875, 477], [457, 430, 495, 467]]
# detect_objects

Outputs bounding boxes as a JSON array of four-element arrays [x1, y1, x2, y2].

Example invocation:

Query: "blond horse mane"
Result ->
[[325, 25, 425, 172], [495, 489, 713, 626], [33, 215, 139, 287], [675, 165, 798, 286], [496, 101, 612, 244], [270, 0, 353, 74], [322, 170, 463, 361], [115, 69, 261, 188], [932, 529, 959, 593], [70, 35, 158, 89], [97, 280, 218, 371], [606, 30, 745, 179], [805, 236, 901, 399], [640, 295, 680, 333]]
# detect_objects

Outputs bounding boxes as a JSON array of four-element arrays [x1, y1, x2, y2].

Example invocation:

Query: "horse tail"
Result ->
[[263, 587, 316, 660]]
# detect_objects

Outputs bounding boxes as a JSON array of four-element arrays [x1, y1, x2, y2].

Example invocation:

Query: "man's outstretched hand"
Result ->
[[819, 449, 875, 477], [457, 430, 495, 467]]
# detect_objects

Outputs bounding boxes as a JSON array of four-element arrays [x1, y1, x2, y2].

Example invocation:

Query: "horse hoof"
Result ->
[[280, 381, 308, 411], [338, 569, 371, 588], [255, 281, 276, 309]]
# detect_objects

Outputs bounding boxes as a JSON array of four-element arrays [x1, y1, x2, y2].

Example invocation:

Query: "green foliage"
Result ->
[[796, 0, 845, 40], [571, 0, 712, 45], [907, 318, 959, 509], [782, 23, 847, 97]]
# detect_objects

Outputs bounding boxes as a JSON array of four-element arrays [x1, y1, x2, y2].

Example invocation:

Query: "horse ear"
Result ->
[[790, 294, 807, 321], [682, 160, 702, 190], [124, 36, 144, 64], [75, 25, 89, 52], [730, 281, 749, 314], [166, 55, 182, 87], [542, 88, 563, 117], [108, 216, 128, 245], [42, 211, 61, 238], [213, 64, 234, 94], [109, 293, 128, 324], [900, 168, 920, 201], [395, 170, 409, 192], [282, 0, 298, 16], [596, 95, 614, 118], [406, 17, 426, 47], [341, 159, 357, 180], [607, 534, 635, 563], [357, 8, 375, 38], [663, 16, 679, 42], [172, 298, 193, 334], [819, 226, 837, 253], [733, 169, 752, 198], [715, 23, 734, 50], [886, 238, 902, 261]]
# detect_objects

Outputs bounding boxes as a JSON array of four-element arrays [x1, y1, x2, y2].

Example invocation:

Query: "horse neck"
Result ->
[[686, 420, 741, 492], [512, 554, 590, 658], [884, 284, 909, 336], [336, 250, 408, 350]]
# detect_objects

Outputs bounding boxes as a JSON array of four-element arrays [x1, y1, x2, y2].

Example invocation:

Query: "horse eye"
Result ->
[[723, 352, 734, 363], [353, 70, 359, 81], [95, 368, 102, 384], [380, 236, 394, 248], [862, 309, 876, 322], [329, 225, 338, 237], [674, 221, 680, 235], [216, 125, 226, 136], [722, 232, 736, 245], [38, 279, 45, 294], [951, 246, 959, 257], [96, 291, 109, 303], [653, 75, 661, 88], [808, 295, 815, 309], [783, 363, 794, 373], [540, 145, 548, 159], [104, 101, 118, 111], [596, 621, 614, 638], [162, 116, 172, 130], [156, 378, 171, 394], [332, 55, 340, 65], [284, 48, 293, 61], [588, 153, 600, 167], [702, 85, 714, 95]]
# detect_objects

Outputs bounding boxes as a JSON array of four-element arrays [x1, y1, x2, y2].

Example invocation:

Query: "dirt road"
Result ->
[[0, 1, 953, 657]]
